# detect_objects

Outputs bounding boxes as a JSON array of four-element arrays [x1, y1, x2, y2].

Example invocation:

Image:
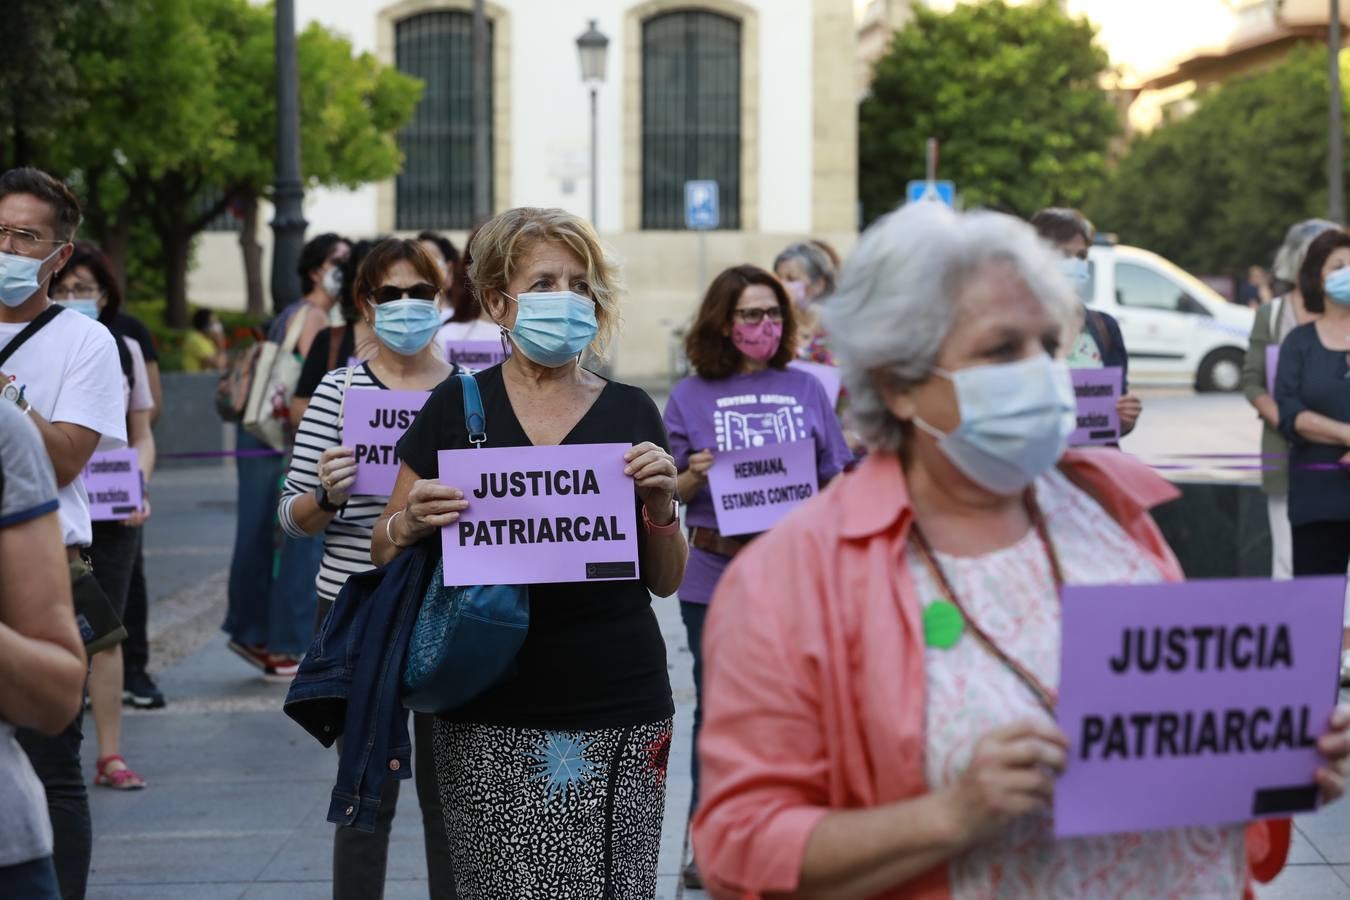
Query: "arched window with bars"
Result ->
[[641, 10, 742, 230], [394, 10, 493, 230]]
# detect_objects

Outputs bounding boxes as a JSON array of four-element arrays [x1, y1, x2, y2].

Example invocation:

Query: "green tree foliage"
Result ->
[[1088, 47, 1345, 278], [859, 0, 1118, 225], [0, 0, 109, 168], [35, 0, 421, 326]]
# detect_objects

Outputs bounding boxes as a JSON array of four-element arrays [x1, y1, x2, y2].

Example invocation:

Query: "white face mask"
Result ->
[[322, 266, 343, 298], [913, 354, 1076, 495], [1059, 256, 1092, 304]]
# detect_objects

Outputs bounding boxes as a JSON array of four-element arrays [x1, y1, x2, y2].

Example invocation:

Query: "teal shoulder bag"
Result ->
[[401, 374, 530, 714]]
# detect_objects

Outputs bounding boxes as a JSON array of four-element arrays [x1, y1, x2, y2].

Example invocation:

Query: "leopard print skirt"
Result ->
[[432, 717, 673, 900]]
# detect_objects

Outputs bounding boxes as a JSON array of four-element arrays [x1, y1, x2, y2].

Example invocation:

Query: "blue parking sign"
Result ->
[[685, 180, 720, 230], [906, 180, 955, 207]]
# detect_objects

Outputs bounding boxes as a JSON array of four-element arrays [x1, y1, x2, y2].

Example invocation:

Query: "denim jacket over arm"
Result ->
[[283, 542, 435, 832]]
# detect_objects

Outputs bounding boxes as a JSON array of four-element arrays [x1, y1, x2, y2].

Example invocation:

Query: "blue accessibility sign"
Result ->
[[906, 180, 956, 207], [685, 180, 720, 230]]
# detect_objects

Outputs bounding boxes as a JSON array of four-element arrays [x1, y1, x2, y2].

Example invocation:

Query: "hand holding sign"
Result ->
[[1317, 704, 1350, 804], [318, 446, 358, 506], [946, 719, 1068, 847], [404, 478, 469, 541], [624, 442, 677, 522]]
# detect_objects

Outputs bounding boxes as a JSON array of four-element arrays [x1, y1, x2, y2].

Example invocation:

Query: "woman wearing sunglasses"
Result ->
[[277, 237, 460, 899], [372, 207, 687, 899], [662, 264, 852, 889], [1274, 226, 1350, 687]]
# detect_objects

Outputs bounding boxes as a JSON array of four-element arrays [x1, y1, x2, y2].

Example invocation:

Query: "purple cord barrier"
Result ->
[[158, 448, 284, 460]]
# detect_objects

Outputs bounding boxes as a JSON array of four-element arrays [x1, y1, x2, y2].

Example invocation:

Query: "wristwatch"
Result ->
[[1, 381, 30, 415], [314, 484, 344, 513]]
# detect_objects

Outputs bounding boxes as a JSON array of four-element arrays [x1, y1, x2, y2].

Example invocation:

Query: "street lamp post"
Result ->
[[576, 20, 609, 229], [1333, 0, 1345, 222], [271, 0, 308, 314]]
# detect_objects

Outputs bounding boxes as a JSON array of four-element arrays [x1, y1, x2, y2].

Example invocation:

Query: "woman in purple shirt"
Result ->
[[664, 264, 851, 888]]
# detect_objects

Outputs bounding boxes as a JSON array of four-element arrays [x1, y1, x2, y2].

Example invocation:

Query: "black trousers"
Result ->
[[315, 597, 456, 899], [121, 542, 150, 674], [16, 716, 89, 900], [332, 713, 457, 899], [680, 600, 709, 819], [88, 521, 142, 619], [1292, 521, 1350, 577]]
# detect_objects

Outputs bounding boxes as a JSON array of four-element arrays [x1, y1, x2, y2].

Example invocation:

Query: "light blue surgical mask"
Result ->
[[502, 291, 598, 368], [0, 244, 65, 308], [1059, 256, 1092, 304], [373, 298, 441, 355], [913, 354, 1076, 495], [1326, 268, 1350, 306], [58, 297, 101, 319]]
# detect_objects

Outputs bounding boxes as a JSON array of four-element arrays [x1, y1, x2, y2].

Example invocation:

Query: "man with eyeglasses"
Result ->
[[0, 167, 126, 900]]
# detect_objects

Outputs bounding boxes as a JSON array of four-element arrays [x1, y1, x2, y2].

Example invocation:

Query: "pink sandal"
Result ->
[[94, 755, 146, 790]]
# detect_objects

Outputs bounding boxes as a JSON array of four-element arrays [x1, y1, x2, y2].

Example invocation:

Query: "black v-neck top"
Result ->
[[397, 365, 675, 729]]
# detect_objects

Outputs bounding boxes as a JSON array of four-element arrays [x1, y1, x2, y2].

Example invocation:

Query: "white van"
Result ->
[[1086, 240, 1254, 392]]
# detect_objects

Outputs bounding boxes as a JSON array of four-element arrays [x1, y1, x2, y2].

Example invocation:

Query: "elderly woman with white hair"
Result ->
[[1243, 218, 1338, 581], [690, 203, 1350, 899]]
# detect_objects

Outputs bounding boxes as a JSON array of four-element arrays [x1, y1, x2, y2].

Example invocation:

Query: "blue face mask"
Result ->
[[503, 291, 598, 368], [373, 298, 441, 355], [1326, 268, 1350, 306], [913, 354, 1076, 495], [58, 297, 101, 319], [0, 245, 65, 308]]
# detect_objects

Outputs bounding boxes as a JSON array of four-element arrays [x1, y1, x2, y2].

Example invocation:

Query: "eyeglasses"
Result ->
[[51, 284, 103, 300], [370, 283, 437, 303], [0, 224, 65, 255], [732, 307, 784, 325]]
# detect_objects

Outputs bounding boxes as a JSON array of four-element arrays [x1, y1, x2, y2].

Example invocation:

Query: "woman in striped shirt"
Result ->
[[277, 236, 460, 899]]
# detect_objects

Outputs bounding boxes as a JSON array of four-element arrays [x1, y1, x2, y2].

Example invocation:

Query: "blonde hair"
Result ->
[[467, 207, 621, 357]]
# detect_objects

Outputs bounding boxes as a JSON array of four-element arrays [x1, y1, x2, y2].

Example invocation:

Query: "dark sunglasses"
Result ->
[[370, 283, 438, 303]]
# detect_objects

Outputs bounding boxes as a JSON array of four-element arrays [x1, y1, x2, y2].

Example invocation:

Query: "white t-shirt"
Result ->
[[0, 305, 128, 546], [434, 317, 501, 354]]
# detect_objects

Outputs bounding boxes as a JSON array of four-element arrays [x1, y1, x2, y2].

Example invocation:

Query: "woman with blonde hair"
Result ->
[[373, 207, 688, 899]]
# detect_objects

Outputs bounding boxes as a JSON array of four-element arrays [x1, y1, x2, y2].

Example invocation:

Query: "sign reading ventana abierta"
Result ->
[[437, 442, 639, 586]]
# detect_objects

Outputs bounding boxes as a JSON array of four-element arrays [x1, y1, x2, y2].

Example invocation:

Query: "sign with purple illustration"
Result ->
[[341, 388, 431, 496], [83, 449, 143, 521], [707, 438, 818, 537], [1069, 367, 1121, 446], [1054, 577, 1345, 838], [437, 442, 639, 586], [444, 340, 510, 371]]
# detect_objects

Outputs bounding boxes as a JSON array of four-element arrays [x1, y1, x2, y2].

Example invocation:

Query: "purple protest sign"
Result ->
[[445, 340, 510, 371], [1266, 345, 1279, 397], [341, 388, 430, 496], [437, 442, 639, 586], [1069, 367, 1121, 446], [83, 449, 143, 521], [707, 439, 818, 537], [1054, 576, 1345, 838], [789, 360, 842, 408]]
